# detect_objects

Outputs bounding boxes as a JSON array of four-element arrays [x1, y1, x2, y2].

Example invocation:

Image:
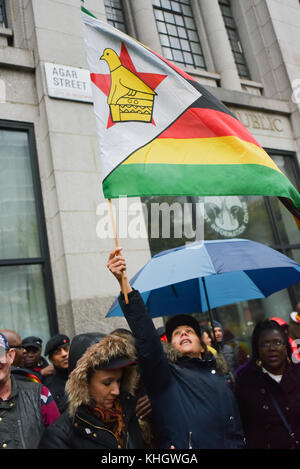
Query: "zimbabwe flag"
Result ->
[[82, 9, 300, 224]]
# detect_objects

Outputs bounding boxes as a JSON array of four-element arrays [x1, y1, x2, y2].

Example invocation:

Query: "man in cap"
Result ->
[[43, 334, 70, 412], [0, 332, 60, 448], [107, 248, 244, 449], [22, 336, 53, 380]]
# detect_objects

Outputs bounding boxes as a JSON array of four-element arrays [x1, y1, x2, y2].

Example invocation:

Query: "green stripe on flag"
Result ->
[[81, 5, 97, 19], [103, 163, 300, 208]]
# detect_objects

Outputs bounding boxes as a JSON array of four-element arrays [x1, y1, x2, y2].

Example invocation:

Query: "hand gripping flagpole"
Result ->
[[108, 199, 129, 304]]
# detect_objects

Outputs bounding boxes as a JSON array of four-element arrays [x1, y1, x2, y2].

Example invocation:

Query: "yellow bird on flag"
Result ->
[[100, 48, 156, 122]]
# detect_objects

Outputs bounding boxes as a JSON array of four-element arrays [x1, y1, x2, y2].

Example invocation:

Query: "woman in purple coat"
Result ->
[[234, 319, 300, 449]]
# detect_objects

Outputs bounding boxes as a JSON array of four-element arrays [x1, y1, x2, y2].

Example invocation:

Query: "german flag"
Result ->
[[82, 10, 300, 224]]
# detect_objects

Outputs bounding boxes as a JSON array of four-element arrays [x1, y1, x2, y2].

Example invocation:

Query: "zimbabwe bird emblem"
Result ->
[[100, 48, 157, 123]]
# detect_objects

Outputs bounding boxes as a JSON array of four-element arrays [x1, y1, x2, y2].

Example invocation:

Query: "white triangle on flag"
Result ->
[[82, 12, 201, 181]]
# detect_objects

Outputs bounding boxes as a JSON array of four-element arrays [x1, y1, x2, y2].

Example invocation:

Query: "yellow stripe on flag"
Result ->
[[123, 136, 281, 172]]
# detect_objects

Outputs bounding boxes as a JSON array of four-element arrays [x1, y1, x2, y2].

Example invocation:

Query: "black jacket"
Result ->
[[43, 367, 68, 413], [38, 392, 145, 449], [0, 376, 44, 449], [119, 289, 245, 449], [235, 360, 300, 449]]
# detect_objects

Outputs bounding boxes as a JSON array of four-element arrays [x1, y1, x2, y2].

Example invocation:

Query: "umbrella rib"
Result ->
[[171, 284, 178, 297], [243, 270, 268, 296]]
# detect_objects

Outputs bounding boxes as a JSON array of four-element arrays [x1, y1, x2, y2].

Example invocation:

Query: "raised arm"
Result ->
[[107, 248, 171, 392]]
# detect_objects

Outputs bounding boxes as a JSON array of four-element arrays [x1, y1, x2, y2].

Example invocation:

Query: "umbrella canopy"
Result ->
[[106, 238, 300, 318]]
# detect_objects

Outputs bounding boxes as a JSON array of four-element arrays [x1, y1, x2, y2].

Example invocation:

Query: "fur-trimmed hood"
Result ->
[[66, 334, 138, 416]]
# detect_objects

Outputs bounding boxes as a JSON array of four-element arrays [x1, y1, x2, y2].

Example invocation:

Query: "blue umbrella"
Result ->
[[106, 238, 300, 321]]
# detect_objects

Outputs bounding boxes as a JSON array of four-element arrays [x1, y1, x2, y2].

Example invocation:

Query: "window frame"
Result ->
[[152, 0, 206, 70], [0, 0, 8, 28], [0, 119, 58, 336], [104, 0, 128, 33], [144, 149, 300, 308], [218, 0, 251, 79], [264, 149, 300, 249], [263, 149, 300, 307]]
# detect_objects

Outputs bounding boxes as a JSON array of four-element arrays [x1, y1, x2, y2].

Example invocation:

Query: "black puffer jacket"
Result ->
[[39, 392, 143, 449], [43, 367, 69, 414], [0, 376, 44, 449], [119, 289, 245, 449]]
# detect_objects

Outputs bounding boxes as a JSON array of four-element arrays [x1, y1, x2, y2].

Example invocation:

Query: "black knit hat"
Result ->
[[68, 332, 106, 374], [165, 314, 202, 342], [45, 334, 70, 357]]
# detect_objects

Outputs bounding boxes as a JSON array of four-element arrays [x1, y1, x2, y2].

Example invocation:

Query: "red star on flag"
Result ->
[[90, 43, 167, 128]]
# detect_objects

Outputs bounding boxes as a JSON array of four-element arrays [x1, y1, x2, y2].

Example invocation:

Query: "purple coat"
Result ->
[[234, 361, 300, 449]]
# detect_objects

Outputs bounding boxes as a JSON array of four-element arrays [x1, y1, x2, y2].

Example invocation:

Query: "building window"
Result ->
[[104, 0, 127, 33], [0, 121, 57, 345], [152, 0, 206, 69], [218, 0, 250, 79], [0, 0, 7, 27]]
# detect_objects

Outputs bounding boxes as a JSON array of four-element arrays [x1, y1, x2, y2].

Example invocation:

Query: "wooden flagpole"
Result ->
[[108, 199, 129, 304]]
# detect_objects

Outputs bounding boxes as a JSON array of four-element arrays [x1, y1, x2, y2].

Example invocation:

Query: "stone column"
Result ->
[[198, 0, 242, 91], [129, 0, 162, 53]]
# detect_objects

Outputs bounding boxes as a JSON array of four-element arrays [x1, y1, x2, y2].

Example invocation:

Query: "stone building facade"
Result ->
[[0, 0, 299, 349]]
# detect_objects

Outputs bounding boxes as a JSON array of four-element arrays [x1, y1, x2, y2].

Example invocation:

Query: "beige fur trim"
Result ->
[[162, 341, 228, 375], [66, 334, 137, 416]]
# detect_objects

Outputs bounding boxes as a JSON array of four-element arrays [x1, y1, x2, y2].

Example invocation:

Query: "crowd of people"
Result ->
[[1, 248, 300, 449]]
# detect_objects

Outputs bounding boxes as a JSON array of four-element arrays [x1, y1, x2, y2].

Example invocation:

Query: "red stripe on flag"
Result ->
[[159, 108, 261, 147]]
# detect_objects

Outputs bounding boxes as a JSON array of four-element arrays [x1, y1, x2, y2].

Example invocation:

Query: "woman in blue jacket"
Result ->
[[107, 248, 245, 449]]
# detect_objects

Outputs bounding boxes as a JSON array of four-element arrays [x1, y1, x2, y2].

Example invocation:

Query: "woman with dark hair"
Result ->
[[234, 319, 300, 449], [39, 334, 145, 449]]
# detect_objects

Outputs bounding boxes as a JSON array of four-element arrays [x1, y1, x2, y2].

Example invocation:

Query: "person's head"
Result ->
[[88, 368, 123, 409], [0, 333, 15, 387], [68, 332, 106, 375], [0, 329, 25, 367], [66, 335, 137, 416], [212, 321, 224, 343], [252, 320, 289, 375], [22, 337, 43, 369], [110, 328, 135, 347], [165, 314, 202, 358], [44, 334, 70, 370], [201, 327, 212, 347]]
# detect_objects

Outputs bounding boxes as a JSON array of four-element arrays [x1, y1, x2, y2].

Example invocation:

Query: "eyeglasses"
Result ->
[[259, 340, 286, 349], [10, 345, 25, 350]]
